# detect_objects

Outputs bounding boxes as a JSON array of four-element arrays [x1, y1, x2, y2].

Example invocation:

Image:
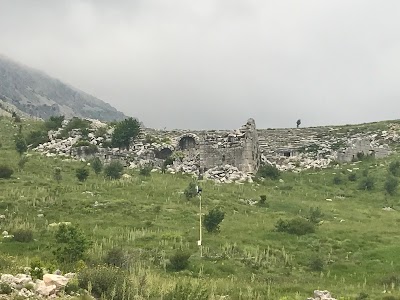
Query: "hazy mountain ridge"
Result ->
[[0, 55, 127, 121]]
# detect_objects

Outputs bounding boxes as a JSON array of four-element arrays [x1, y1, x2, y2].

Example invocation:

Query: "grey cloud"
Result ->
[[0, 0, 400, 129]]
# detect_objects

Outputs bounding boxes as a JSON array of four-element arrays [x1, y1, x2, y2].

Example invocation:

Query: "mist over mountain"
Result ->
[[0, 55, 127, 121]]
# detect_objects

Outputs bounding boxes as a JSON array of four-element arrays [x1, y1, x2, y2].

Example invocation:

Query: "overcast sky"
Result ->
[[1, 0, 400, 129]]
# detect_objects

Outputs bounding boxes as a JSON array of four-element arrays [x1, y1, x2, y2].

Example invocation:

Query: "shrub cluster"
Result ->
[[203, 208, 225, 233], [0, 165, 13, 179], [256, 164, 280, 180], [184, 182, 198, 200], [275, 218, 315, 235], [13, 229, 34, 243], [77, 265, 133, 300], [104, 161, 124, 180], [168, 250, 191, 271]]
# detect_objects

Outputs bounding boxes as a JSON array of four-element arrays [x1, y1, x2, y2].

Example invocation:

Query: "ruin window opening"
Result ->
[[283, 151, 291, 157], [222, 154, 226, 162], [179, 136, 196, 151]]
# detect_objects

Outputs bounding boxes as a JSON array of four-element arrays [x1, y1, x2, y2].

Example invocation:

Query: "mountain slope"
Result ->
[[0, 55, 127, 121]]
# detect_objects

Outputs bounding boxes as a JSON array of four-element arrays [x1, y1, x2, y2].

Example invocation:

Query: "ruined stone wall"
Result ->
[[199, 118, 260, 173]]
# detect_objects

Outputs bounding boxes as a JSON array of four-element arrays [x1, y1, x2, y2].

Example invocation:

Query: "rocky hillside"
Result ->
[[0, 55, 127, 121]]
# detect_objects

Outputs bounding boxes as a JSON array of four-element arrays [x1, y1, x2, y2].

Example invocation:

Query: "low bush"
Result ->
[[104, 161, 124, 180], [257, 164, 280, 180], [333, 175, 343, 185], [168, 250, 191, 271], [309, 207, 323, 224], [348, 173, 357, 181], [104, 248, 127, 268], [90, 157, 103, 175], [13, 229, 34, 243], [389, 161, 400, 177], [0, 165, 13, 179], [76, 167, 90, 182], [275, 218, 315, 235], [358, 176, 375, 191], [77, 265, 133, 300], [184, 182, 198, 200], [308, 256, 324, 272], [203, 208, 225, 233], [0, 282, 12, 295], [385, 176, 399, 196]]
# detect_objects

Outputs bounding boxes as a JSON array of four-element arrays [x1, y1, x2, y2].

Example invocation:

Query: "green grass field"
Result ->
[[1, 116, 400, 299]]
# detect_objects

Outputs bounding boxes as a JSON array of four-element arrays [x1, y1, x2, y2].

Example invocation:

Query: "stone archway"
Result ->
[[178, 135, 197, 151]]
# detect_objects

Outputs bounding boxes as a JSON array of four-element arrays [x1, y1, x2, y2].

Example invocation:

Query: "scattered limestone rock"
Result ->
[[307, 290, 337, 300]]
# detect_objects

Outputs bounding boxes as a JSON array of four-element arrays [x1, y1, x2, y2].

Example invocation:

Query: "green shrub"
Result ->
[[169, 250, 191, 271], [385, 176, 399, 196], [309, 207, 323, 224], [91, 157, 103, 175], [203, 208, 225, 233], [348, 173, 357, 182], [26, 130, 49, 148], [13, 229, 34, 242], [358, 176, 375, 191], [308, 256, 324, 272], [76, 167, 89, 182], [30, 258, 44, 280], [77, 265, 132, 299], [275, 218, 315, 235], [104, 248, 126, 268], [104, 161, 124, 180], [333, 175, 343, 185], [0, 282, 12, 295], [184, 182, 198, 200], [389, 161, 400, 177], [0, 165, 13, 179], [257, 164, 280, 180], [14, 134, 27, 156], [53, 224, 90, 264], [64, 279, 80, 295], [44, 115, 65, 131], [258, 195, 269, 207]]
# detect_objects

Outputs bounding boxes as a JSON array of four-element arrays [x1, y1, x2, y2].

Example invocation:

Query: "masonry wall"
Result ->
[[199, 144, 244, 170]]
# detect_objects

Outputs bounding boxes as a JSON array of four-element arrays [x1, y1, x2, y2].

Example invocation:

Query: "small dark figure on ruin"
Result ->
[[296, 119, 301, 128]]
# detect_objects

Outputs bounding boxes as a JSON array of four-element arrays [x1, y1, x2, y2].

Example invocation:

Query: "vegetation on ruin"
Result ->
[[1, 116, 400, 299]]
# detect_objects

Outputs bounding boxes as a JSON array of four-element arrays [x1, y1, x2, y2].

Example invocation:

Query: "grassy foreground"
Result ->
[[1, 117, 400, 299]]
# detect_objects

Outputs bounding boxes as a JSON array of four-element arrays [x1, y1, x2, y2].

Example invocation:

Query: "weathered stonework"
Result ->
[[199, 118, 260, 173], [33, 117, 399, 182]]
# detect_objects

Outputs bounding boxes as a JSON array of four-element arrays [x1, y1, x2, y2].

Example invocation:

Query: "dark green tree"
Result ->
[[385, 176, 399, 196], [14, 134, 27, 156], [184, 182, 198, 200], [203, 208, 225, 233], [76, 167, 89, 182], [45, 115, 65, 131], [53, 224, 89, 264], [111, 118, 140, 150], [91, 157, 103, 175], [104, 161, 124, 180]]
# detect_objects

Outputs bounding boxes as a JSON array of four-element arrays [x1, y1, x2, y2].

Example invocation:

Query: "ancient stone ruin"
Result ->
[[32, 117, 399, 182]]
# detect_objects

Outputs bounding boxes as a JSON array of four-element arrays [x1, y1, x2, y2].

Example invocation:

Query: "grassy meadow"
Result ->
[[1, 116, 400, 299]]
